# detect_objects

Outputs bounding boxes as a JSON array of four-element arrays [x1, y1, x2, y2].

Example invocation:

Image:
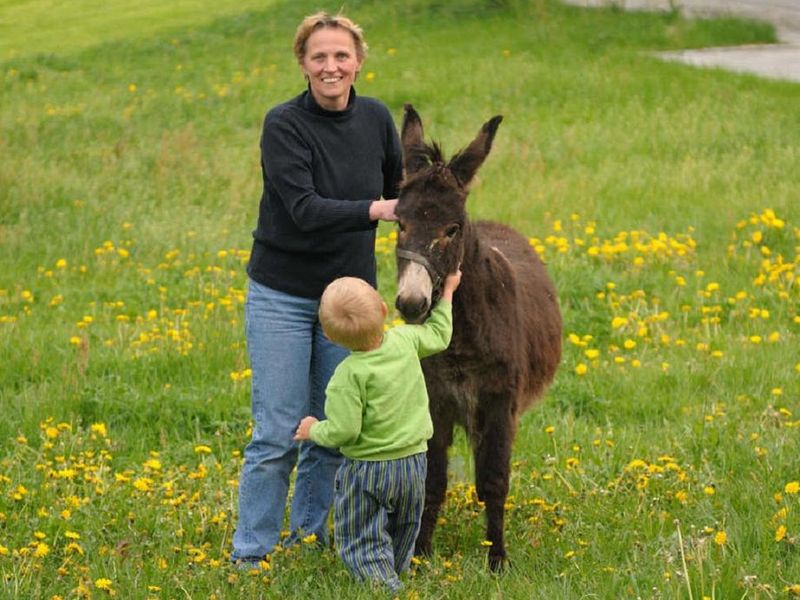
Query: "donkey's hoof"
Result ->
[[414, 538, 433, 558], [488, 552, 508, 572]]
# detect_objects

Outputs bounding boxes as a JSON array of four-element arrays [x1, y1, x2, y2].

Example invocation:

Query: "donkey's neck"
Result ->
[[453, 222, 501, 317]]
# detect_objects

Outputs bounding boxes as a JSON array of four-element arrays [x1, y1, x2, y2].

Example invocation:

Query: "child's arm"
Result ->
[[440, 269, 461, 303], [294, 368, 364, 448], [415, 269, 461, 358]]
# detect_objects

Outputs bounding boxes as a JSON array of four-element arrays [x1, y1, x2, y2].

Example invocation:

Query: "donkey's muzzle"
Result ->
[[395, 294, 430, 324]]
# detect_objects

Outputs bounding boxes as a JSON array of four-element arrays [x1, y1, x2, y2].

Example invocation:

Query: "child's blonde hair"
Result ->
[[319, 277, 385, 351]]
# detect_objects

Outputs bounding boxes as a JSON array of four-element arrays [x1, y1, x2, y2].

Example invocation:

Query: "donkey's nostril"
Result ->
[[395, 295, 430, 323]]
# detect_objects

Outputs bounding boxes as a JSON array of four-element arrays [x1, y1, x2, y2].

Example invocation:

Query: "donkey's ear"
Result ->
[[448, 115, 503, 188], [401, 103, 429, 175]]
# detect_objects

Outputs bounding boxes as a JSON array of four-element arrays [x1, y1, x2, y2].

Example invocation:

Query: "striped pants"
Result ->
[[334, 453, 427, 593]]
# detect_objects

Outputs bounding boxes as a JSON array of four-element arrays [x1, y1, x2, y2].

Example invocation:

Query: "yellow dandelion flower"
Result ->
[[776, 525, 787, 542], [713, 531, 727, 546], [574, 363, 588, 376], [143, 458, 161, 471], [611, 316, 627, 329], [785, 481, 800, 495], [90, 422, 108, 437], [132, 477, 153, 492], [34, 542, 50, 558], [65, 542, 84, 555], [194, 445, 212, 454], [301, 533, 317, 544], [703, 486, 715, 496], [95, 578, 113, 591], [480, 540, 493, 547]]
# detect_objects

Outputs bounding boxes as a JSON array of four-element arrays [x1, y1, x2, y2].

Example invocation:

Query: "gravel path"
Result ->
[[562, 0, 800, 82]]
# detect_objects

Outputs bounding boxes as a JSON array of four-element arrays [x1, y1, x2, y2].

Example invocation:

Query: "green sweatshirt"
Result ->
[[309, 300, 453, 460]]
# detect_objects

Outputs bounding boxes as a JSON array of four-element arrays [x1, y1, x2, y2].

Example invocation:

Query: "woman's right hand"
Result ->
[[369, 199, 398, 222]]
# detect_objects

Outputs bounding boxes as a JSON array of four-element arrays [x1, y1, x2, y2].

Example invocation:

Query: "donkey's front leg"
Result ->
[[474, 400, 514, 571], [415, 413, 454, 557]]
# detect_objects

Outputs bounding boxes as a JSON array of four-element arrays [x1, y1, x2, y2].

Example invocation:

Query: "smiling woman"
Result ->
[[231, 10, 403, 569], [300, 28, 364, 112]]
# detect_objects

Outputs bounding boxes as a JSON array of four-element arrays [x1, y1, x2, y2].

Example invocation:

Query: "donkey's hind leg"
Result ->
[[414, 411, 454, 557], [474, 396, 513, 571]]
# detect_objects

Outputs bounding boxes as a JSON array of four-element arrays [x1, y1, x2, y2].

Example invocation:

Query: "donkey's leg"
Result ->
[[414, 412, 454, 557], [474, 399, 513, 571]]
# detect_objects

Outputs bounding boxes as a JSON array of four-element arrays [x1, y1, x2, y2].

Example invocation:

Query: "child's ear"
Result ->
[[381, 301, 388, 318]]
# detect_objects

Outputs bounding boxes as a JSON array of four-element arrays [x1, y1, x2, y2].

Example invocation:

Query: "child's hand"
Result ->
[[442, 268, 462, 300], [294, 416, 318, 441]]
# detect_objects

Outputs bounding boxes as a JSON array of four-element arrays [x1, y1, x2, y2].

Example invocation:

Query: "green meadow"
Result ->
[[2, 0, 799, 597]]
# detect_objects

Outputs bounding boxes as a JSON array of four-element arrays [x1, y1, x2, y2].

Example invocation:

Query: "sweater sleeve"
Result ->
[[309, 369, 364, 448], [261, 114, 375, 234], [413, 300, 454, 359]]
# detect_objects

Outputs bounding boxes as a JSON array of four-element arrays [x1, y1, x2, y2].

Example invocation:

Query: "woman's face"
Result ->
[[301, 27, 362, 111]]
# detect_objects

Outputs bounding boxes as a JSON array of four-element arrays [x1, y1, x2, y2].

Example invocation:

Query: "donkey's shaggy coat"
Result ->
[[394, 105, 562, 569]]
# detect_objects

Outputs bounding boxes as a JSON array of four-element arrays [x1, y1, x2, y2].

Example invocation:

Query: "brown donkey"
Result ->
[[394, 105, 562, 570]]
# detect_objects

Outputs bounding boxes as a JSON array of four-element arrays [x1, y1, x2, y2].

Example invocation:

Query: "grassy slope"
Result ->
[[0, 0, 278, 58], [1, 0, 799, 597]]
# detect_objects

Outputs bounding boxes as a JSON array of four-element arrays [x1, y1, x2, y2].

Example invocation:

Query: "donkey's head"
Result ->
[[394, 104, 503, 323]]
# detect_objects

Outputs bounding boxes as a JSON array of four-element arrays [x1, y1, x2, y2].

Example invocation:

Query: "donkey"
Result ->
[[394, 104, 562, 570]]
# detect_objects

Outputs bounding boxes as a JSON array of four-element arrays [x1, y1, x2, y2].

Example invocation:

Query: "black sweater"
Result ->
[[247, 87, 403, 299]]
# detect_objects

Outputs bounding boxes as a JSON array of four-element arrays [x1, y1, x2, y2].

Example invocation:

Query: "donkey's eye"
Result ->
[[445, 224, 460, 238]]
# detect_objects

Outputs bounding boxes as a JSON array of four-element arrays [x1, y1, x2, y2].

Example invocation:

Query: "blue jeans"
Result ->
[[232, 279, 349, 561]]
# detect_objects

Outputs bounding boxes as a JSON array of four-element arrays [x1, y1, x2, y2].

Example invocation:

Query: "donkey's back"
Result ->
[[473, 220, 561, 411]]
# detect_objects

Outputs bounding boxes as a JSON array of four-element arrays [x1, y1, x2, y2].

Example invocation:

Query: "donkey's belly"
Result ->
[[423, 357, 481, 436]]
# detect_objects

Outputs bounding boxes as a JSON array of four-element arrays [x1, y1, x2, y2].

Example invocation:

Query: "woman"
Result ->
[[231, 12, 403, 565]]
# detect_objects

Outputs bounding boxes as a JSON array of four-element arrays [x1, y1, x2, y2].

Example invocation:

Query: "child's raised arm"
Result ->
[[440, 268, 462, 303]]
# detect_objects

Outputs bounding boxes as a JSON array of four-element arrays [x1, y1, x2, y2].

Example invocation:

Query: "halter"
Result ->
[[396, 248, 443, 291]]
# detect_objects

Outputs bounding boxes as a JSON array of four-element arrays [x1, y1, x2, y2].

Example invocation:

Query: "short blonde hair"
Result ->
[[293, 11, 368, 63], [319, 277, 385, 351]]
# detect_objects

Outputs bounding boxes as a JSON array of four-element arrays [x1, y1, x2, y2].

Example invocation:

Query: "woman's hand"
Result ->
[[369, 199, 398, 222]]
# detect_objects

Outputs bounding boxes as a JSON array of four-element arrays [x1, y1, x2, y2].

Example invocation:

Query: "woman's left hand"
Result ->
[[369, 199, 398, 222]]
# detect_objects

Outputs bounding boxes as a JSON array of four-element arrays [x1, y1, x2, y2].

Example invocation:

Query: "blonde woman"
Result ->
[[232, 12, 402, 566]]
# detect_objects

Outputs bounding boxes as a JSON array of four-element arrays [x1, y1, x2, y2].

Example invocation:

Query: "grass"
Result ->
[[1, 0, 799, 597]]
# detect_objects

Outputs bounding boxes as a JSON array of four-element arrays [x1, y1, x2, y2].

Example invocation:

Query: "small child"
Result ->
[[294, 271, 461, 593]]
